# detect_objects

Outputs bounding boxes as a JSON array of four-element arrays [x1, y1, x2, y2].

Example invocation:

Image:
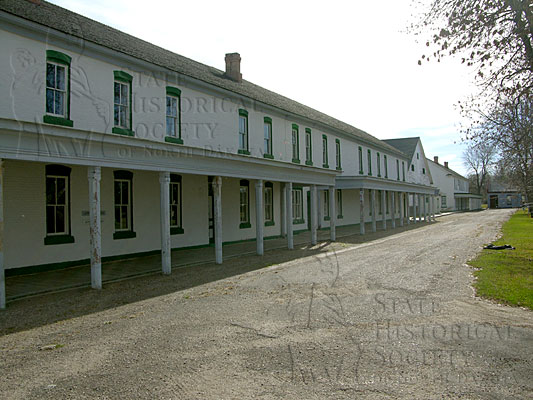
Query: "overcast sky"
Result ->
[[49, 0, 477, 174]]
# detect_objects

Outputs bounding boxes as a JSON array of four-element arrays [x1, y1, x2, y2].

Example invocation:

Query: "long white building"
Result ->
[[0, 0, 438, 308]]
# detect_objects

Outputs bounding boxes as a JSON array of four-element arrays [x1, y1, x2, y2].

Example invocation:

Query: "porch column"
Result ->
[[399, 192, 404, 227], [391, 191, 396, 229], [311, 185, 318, 245], [317, 189, 324, 229], [371, 189, 377, 232], [359, 188, 365, 235], [0, 160, 5, 309], [286, 182, 294, 250], [255, 180, 264, 256], [329, 186, 336, 241], [431, 195, 436, 221], [418, 194, 422, 222], [424, 194, 428, 222], [213, 176, 223, 264], [413, 193, 418, 224], [406, 193, 411, 225], [159, 171, 171, 275], [281, 182, 287, 238], [381, 190, 387, 230], [88, 166, 102, 289]]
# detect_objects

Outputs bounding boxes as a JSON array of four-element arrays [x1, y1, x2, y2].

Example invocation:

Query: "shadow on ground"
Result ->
[[0, 220, 435, 336]]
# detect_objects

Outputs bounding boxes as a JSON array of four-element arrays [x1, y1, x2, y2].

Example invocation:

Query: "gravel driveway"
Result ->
[[0, 209, 531, 399]]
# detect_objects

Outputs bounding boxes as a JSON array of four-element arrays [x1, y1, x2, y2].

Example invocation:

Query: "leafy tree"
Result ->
[[415, 0, 533, 98]]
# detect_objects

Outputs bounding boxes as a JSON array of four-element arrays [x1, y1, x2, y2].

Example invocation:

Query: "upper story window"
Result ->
[[396, 159, 400, 180], [44, 50, 73, 127], [411, 164, 415, 172], [264, 117, 273, 158], [113, 71, 134, 136], [402, 161, 406, 181], [422, 167, 426, 175], [291, 124, 300, 163], [377, 152, 381, 177], [165, 87, 183, 144], [384, 155, 388, 178], [322, 135, 329, 168], [358, 146, 364, 174], [417, 152, 420, 159], [170, 174, 183, 234], [45, 164, 74, 245], [335, 139, 341, 170], [367, 149, 372, 176], [305, 128, 313, 165], [238, 109, 249, 155]]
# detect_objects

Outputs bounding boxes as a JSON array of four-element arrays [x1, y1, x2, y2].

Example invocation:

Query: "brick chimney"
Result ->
[[225, 53, 242, 83], [444, 161, 449, 168], [433, 156, 439, 164]]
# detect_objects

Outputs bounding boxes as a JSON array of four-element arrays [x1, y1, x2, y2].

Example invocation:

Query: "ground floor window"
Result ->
[[264, 182, 274, 226], [292, 188, 303, 223], [441, 195, 447, 208], [336, 189, 343, 218], [114, 170, 135, 239], [239, 180, 250, 228], [170, 174, 183, 234], [386, 191, 389, 214], [323, 190, 330, 220], [45, 164, 74, 245], [378, 190, 382, 214]]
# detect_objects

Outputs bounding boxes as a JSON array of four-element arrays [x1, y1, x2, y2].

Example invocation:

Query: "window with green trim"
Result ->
[[305, 128, 312, 165], [358, 146, 364, 174], [45, 164, 74, 245], [422, 167, 426, 175], [396, 159, 400, 180], [113, 71, 133, 136], [386, 191, 389, 214], [336, 189, 343, 218], [264, 182, 274, 226], [238, 109, 249, 154], [239, 180, 250, 228], [367, 149, 372, 175], [323, 190, 330, 220], [384, 155, 388, 178], [322, 135, 329, 168], [377, 152, 381, 177], [166, 86, 182, 144], [411, 164, 415, 172], [44, 50, 73, 127], [402, 161, 406, 181], [335, 139, 341, 170], [291, 124, 300, 163], [114, 170, 136, 239], [170, 174, 183, 234], [292, 188, 303, 223], [264, 117, 273, 157]]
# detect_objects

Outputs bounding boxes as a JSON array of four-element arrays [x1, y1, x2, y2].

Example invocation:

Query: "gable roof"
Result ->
[[381, 137, 420, 160], [426, 158, 467, 180], [0, 0, 406, 158]]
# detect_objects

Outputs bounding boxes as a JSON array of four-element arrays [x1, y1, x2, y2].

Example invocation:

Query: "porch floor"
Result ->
[[5, 219, 431, 302]]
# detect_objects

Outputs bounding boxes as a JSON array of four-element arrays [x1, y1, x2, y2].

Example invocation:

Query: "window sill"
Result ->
[[305, 160, 313, 166], [336, 167, 342, 171], [324, 216, 331, 221], [113, 230, 137, 240], [322, 164, 329, 169], [170, 227, 184, 235], [112, 127, 135, 136], [292, 158, 300, 164], [238, 149, 250, 155], [337, 215, 344, 219], [264, 221, 275, 227], [239, 222, 251, 229], [377, 175, 381, 178], [44, 234, 75, 246], [263, 153, 274, 159], [292, 218, 305, 224], [43, 115, 73, 127], [165, 136, 183, 145], [359, 171, 364, 175]]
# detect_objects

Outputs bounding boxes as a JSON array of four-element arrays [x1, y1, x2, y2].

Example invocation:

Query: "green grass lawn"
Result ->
[[469, 210, 533, 310]]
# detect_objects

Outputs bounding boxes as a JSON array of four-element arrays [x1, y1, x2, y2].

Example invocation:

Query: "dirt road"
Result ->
[[1, 209, 531, 399]]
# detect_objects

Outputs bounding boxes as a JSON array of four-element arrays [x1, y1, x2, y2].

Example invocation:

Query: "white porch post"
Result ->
[[329, 186, 336, 241], [281, 182, 287, 238], [399, 192, 404, 227], [88, 166, 102, 289], [432, 195, 436, 221], [413, 193, 418, 224], [406, 193, 411, 225], [424, 194, 428, 222], [159, 171, 171, 275], [418, 194, 422, 222], [0, 160, 5, 309], [317, 189, 324, 229], [255, 180, 264, 255], [391, 192, 396, 229], [359, 188, 365, 235], [311, 185, 318, 245], [213, 176, 223, 264], [287, 182, 294, 250], [381, 190, 387, 230], [371, 189, 377, 232]]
